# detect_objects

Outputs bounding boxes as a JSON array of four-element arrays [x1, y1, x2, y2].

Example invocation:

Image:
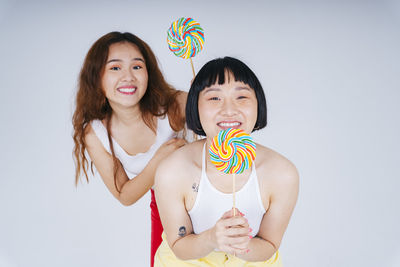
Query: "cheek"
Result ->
[[142, 71, 149, 82], [101, 73, 113, 88], [140, 72, 149, 92], [198, 100, 214, 125], [100, 78, 108, 94], [198, 102, 207, 123], [247, 102, 258, 124], [197, 97, 207, 115], [141, 68, 149, 83], [198, 99, 206, 113], [101, 79, 113, 97]]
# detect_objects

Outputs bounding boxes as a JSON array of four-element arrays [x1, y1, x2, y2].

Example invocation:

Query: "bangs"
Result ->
[[197, 57, 259, 91]]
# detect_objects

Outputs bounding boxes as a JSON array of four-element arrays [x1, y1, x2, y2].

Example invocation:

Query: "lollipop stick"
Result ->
[[190, 58, 196, 78], [233, 173, 236, 216], [233, 172, 236, 257]]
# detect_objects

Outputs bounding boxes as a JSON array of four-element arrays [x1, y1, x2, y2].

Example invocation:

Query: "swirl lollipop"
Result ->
[[209, 128, 256, 215], [167, 17, 204, 77]]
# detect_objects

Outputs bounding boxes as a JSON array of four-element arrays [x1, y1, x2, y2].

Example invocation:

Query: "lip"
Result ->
[[217, 121, 242, 130], [117, 85, 137, 95]]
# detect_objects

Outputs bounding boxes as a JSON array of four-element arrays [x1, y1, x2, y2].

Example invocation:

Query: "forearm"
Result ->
[[235, 236, 277, 262], [116, 158, 158, 206], [170, 229, 215, 260]]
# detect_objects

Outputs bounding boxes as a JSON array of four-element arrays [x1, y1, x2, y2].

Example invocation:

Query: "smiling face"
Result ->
[[101, 42, 148, 110], [198, 72, 258, 139]]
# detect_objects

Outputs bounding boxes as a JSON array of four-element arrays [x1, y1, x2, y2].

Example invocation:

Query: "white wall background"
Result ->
[[0, 0, 399, 266]]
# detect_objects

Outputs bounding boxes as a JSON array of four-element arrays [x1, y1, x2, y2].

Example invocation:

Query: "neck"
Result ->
[[110, 103, 143, 126]]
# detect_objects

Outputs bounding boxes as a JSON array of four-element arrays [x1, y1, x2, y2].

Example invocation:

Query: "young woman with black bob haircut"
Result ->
[[154, 57, 298, 266]]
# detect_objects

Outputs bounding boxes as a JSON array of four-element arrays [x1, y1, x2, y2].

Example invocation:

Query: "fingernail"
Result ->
[[249, 228, 252, 232], [246, 249, 250, 253], [248, 235, 253, 239]]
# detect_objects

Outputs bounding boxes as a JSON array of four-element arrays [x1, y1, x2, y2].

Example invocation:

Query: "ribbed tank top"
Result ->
[[188, 144, 266, 237], [90, 116, 176, 179]]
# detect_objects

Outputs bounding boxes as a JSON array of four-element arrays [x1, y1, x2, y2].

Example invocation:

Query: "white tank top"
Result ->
[[188, 144, 266, 237], [90, 116, 177, 179]]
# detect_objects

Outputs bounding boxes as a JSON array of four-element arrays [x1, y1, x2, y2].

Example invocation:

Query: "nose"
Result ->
[[121, 68, 136, 82], [220, 98, 238, 116]]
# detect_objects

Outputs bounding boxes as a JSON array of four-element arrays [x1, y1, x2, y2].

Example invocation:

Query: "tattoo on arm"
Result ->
[[192, 183, 199, 192], [178, 226, 187, 237]]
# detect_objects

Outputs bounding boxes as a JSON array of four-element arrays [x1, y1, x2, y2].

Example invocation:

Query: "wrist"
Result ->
[[147, 156, 160, 170], [204, 227, 217, 250]]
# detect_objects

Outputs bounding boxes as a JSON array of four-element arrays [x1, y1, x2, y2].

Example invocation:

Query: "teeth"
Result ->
[[118, 88, 136, 93], [218, 122, 240, 127]]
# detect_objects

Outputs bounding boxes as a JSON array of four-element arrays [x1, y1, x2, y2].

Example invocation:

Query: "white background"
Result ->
[[0, 0, 399, 266]]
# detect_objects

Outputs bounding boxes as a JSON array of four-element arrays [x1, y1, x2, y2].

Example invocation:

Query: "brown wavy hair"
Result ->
[[73, 32, 184, 186]]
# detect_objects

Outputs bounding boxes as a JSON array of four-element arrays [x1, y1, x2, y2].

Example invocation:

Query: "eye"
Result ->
[[110, 66, 120, 71], [237, 96, 248, 99], [209, 96, 220, 101], [133, 65, 142, 70]]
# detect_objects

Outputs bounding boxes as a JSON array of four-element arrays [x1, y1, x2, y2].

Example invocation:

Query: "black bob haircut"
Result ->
[[186, 56, 267, 136]]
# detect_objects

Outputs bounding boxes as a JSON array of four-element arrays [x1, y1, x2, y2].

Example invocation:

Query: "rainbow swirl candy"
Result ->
[[167, 17, 204, 59], [209, 128, 256, 174]]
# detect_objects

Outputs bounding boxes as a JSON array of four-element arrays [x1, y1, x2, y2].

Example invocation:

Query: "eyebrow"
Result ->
[[235, 86, 252, 91], [203, 87, 221, 94], [203, 86, 251, 94], [106, 58, 145, 64]]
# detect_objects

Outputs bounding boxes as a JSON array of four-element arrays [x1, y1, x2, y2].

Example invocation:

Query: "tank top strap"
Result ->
[[250, 161, 266, 213], [201, 143, 207, 178], [199, 143, 209, 195]]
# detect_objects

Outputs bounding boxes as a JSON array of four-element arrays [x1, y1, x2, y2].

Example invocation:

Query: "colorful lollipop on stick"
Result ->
[[167, 17, 204, 78], [209, 128, 256, 216]]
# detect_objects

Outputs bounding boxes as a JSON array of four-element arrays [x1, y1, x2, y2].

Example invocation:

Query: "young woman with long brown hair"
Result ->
[[72, 31, 187, 266]]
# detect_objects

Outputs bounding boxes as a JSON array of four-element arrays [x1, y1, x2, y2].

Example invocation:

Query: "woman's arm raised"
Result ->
[[236, 154, 299, 262], [85, 125, 185, 206], [154, 146, 252, 260]]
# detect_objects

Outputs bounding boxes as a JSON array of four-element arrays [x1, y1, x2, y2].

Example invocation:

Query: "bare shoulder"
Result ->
[[256, 144, 299, 189], [157, 139, 201, 170], [82, 121, 112, 162], [83, 123, 99, 149], [155, 139, 204, 187]]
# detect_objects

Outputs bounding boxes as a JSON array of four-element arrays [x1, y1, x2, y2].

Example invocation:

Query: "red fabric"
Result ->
[[150, 189, 163, 267]]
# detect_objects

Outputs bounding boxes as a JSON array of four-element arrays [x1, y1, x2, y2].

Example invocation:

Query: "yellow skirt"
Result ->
[[154, 233, 283, 267]]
